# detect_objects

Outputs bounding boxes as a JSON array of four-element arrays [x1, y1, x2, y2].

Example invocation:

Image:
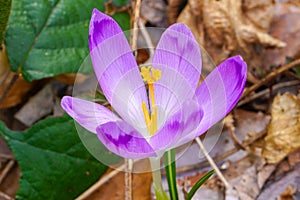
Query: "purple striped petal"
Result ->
[[96, 121, 156, 159], [150, 100, 203, 152], [152, 23, 202, 116], [89, 9, 149, 130], [191, 55, 247, 138], [61, 96, 119, 134]]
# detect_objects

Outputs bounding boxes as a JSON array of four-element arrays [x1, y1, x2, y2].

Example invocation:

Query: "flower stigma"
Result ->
[[140, 66, 162, 136]]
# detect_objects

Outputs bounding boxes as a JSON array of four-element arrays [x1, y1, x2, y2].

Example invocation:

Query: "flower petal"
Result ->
[[152, 23, 202, 117], [150, 100, 203, 153], [96, 121, 156, 159], [61, 96, 119, 134], [89, 9, 149, 130], [153, 23, 202, 90], [194, 55, 247, 136]]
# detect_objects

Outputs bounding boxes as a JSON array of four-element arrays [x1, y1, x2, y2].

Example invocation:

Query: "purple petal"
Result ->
[[152, 23, 202, 116], [150, 100, 203, 152], [194, 55, 247, 137], [61, 96, 119, 134], [89, 9, 149, 129], [96, 120, 156, 159]]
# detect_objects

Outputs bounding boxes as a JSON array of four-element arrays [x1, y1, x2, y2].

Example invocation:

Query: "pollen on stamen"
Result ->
[[140, 66, 162, 84]]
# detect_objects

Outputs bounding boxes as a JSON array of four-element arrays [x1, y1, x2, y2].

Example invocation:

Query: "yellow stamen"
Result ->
[[142, 101, 150, 126], [148, 83, 155, 106], [150, 106, 158, 136], [140, 66, 162, 136]]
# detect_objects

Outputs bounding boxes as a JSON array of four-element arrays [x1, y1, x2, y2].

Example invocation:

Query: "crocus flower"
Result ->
[[61, 9, 247, 159]]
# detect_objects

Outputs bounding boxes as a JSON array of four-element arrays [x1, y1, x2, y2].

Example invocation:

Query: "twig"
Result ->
[[75, 164, 126, 200], [124, 1, 142, 199], [0, 154, 14, 160], [138, 19, 155, 60], [0, 160, 14, 184], [130, 0, 142, 55], [242, 58, 300, 99], [238, 80, 300, 107], [124, 159, 133, 200], [195, 137, 230, 188], [174, 129, 267, 174], [0, 191, 14, 200]]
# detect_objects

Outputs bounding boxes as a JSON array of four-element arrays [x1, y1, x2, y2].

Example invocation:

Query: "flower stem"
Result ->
[[149, 157, 170, 200]]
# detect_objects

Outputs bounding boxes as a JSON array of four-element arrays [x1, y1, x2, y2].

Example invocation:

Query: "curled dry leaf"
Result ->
[[263, 93, 300, 164], [0, 46, 33, 109], [176, 0, 286, 65]]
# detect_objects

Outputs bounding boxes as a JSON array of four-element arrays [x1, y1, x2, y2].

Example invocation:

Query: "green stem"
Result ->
[[164, 149, 178, 200], [149, 157, 170, 200]]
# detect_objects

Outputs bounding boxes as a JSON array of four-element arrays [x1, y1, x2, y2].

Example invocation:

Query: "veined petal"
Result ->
[[152, 23, 202, 116], [89, 9, 149, 130], [96, 121, 156, 159], [194, 55, 247, 137], [61, 96, 119, 134], [150, 100, 202, 152]]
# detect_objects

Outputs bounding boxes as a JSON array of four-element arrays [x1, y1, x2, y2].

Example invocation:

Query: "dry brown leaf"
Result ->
[[0, 46, 33, 108], [176, 0, 286, 66], [263, 2, 300, 66], [87, 171, 152, 200], [262, 93, 300, 164]]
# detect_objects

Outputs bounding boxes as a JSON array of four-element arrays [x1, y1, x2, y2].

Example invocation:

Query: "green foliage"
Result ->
[[4, 0, 130, 81], [0, 0, 11, 44], [0, 115, 108, 200], [164, 149, 179, 200], [185, 170, 215, 200]]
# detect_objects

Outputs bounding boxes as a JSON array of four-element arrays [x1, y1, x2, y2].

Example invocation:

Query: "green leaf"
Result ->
[[0, 115, 108, 200], [4, 0, 130, 81], [0, 0, 11, 44], [185, 170, 215, 200], [164, 149, 179, 200]]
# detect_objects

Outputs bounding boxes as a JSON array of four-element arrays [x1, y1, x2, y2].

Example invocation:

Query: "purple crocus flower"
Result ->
[[61, 9, 247, 159]]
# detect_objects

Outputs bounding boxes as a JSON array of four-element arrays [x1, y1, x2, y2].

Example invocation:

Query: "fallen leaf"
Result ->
[[0, 46, 33, 109], [263, 2, 300, 66], [262, 93, 300, 164], [257, 163, 300, 200], [176, 0, 285, 63], [14, 83, 54, 126], [88, 160, 152, 200]]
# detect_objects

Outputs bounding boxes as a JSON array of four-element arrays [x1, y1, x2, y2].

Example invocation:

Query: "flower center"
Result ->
[[140, 66, 162, 136]]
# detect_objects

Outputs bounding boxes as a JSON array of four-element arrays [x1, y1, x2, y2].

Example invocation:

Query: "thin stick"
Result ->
[[124, 1, 142, 199], [173, 129, 266, 174], [124, 159, 133, 200], [130, 0, 142, 55], [195, 137, 230, 188], [242, 58, 300, 99], [0, 154, 14, 160], [138, 19, 155, 58], [0, 191, 14, 200], [75, 164, 126, 200], [0, 160, 14, 184], [238, 80, 300, 106]]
